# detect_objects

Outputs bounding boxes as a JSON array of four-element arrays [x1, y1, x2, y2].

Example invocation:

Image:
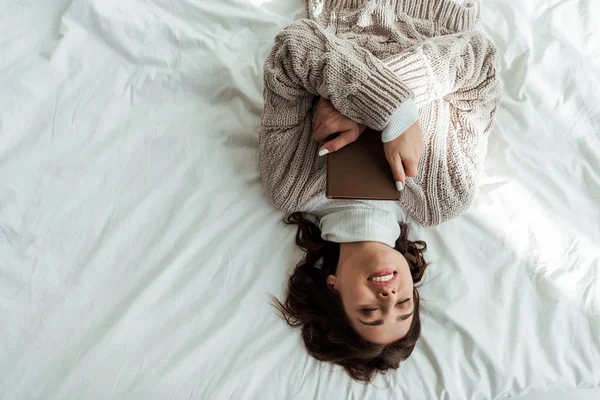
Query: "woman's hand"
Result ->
[[312, 98, 366, 155], [383, 121, 425, 191]]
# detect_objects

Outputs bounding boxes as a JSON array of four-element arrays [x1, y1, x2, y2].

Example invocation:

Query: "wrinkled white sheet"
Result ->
[[1, 0, 599, 399]]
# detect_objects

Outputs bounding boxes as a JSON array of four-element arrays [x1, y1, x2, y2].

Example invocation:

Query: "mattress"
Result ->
[[1, 0, 599, 399]]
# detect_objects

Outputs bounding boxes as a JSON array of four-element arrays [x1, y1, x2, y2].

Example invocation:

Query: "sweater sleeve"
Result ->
[[260, 19, 414, 212], [263, 19, 414, 130], [426, 32, 500, 137], [384, 31, 501, 225]]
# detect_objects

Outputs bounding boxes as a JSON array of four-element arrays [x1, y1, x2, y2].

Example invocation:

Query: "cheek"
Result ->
[[338, 275, 367, 304], [399, 263, 414, 291]]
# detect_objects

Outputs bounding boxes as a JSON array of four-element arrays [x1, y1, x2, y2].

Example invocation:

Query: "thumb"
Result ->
[[318, 130, 359, 156], [388, 155, 406, 191]]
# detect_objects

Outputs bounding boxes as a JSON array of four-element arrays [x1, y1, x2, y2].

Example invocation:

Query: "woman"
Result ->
[[259, 0, 500, 382]]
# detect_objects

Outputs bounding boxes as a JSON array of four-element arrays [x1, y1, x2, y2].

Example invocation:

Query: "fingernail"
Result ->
[[318, 149, 329, 156], [396, 181, 403, 191]]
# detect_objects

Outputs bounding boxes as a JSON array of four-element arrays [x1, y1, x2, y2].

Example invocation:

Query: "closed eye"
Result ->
[[360, 299, 411, 316], [361, 308, 377, 315], [396, 298, 411, 307]]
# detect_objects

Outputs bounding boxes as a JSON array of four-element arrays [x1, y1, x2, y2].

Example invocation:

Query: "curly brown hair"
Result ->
[[273, 212, 429, 383]]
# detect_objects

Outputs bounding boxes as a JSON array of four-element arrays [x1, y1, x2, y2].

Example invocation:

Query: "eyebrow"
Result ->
[[397, 310, 415, 322], [358, 319, 384, 326]]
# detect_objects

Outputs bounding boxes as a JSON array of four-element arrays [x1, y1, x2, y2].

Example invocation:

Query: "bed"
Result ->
[[1, 0, 599, 399]]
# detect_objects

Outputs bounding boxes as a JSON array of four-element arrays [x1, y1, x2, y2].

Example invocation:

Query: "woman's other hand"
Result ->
[[312, 98, 366, 156], [383, 121, 424, 191]]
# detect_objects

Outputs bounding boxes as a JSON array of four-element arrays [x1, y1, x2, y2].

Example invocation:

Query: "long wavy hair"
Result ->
[[274, 212, 429, 383]]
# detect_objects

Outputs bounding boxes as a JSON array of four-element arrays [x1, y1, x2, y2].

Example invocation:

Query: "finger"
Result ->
[[388, 155, 406, 191], [313, 107, 339, 141], [402, 158, 419, 177], [318, 129, 359, 155], [312, 97, 332, 127], [312, 117, 323, 140], [314, 116, 349, 143], [312, 103, 323, 131], [313, 112, 329, 138], [313, 97, 328, 126], [313, 119, 337, 143]]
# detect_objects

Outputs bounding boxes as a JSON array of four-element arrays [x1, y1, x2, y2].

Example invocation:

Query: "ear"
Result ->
[[326, 274, 338, 291]]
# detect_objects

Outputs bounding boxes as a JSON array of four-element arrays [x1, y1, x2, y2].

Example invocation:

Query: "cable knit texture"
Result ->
[[259, 0, 501, 226]]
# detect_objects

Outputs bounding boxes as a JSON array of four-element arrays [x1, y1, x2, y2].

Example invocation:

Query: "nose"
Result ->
[[377, 288, 396, 301]]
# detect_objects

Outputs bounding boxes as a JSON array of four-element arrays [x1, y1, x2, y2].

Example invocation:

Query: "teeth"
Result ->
[[371, 273, 394, 282]]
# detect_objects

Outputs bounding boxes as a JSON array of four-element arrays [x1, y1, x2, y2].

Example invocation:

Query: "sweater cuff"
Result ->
[[381, 99, 419, 143], [351, 64, 413, 131]]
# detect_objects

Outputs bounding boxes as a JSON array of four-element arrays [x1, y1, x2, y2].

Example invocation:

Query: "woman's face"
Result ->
[[328, 242, 415, 345]]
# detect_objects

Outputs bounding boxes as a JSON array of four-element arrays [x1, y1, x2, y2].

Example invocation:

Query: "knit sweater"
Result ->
[[259, 0, 501, 227]]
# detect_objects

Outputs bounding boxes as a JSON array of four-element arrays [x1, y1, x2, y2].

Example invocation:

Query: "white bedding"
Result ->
[[1, 0, 599, 399]]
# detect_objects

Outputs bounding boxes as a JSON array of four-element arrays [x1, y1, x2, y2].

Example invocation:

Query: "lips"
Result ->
[[368, 268, 396, 279], [367, 269, 397, 288]]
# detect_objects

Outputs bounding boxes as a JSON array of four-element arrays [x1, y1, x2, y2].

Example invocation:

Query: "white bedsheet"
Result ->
[[1, 0, 599, 399]]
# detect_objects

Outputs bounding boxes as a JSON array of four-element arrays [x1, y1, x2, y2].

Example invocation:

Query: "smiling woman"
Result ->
[[273, 213, 429, 382], [261, 0, 499, 384]]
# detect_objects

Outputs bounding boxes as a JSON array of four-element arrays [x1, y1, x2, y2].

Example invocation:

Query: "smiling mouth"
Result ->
[[367, 269, 397, 287], [368, 268, 396, 280], [369, 272, 395, 282]]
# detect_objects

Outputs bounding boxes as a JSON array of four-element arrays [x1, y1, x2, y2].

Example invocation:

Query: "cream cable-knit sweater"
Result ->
[[259, 0, 501, 227]]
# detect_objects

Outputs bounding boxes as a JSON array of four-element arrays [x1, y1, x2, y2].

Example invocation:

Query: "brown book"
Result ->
[[326, 128, 402, 201]]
